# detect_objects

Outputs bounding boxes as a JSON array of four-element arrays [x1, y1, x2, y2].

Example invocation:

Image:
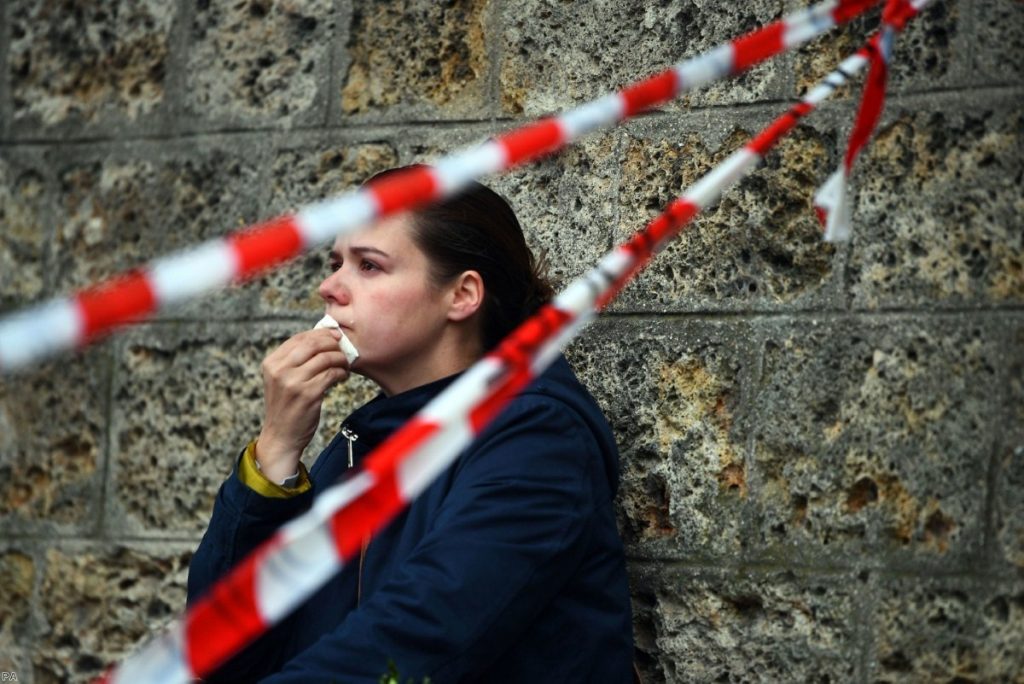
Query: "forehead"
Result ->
[[332, 212, 416, 252]]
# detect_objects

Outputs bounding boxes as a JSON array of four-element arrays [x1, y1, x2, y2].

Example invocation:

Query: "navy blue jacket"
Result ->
[[188, 356, 634, 682]]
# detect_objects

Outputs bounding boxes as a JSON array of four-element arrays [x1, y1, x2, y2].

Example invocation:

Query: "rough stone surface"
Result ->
[[340, 0, 490, 120], [848, 102, 1024, 309], [397, 125, 616, 292], [109, 323, 377, 535], [54, 157, 163, 290], [974, 0, 1024, 85], [488, 133, 618, 291], [8, 0, 173, 129], [749, 317, 997, 565], [871, 576, 1024, 683], [0, 0, 1021, 678], [975, 583, 1024, 684], [569, 320, 753, 560], [185, 0, 335, 125], [0, 550, 34, 646], [0, 349, 108, 531], [251, 140, 399, 315], [499, 0, 783, 118], [613, 116, 839, 312], [0, 157, 49, 312], [994, 320, 1024, 571], [52, 144, 263, 317], [34, 545, 191, 684], [631, 563, 859, 682], [792, 0, 963, 98]]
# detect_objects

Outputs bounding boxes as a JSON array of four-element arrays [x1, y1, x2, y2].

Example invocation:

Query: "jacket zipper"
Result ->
[[341, 424, 369, 604], [341, 425, 358, 468]]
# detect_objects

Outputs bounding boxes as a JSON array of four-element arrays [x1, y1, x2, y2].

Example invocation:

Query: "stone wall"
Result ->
[[1, 1, 1021, 682]]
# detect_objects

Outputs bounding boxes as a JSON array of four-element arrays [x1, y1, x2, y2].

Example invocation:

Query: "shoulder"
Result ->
[[470, 356, 615, 466]]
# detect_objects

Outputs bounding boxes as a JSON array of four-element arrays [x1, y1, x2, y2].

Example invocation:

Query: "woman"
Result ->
[[188, 168, 635, 682]]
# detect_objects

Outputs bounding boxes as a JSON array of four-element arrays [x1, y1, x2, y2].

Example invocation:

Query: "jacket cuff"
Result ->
[[238, 440, 312, 498], [218, 444, 314, 520]]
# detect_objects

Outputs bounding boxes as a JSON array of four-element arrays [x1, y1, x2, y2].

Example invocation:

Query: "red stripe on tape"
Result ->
[[845, 38, 888, 170], [184, 550, 268, 677], [469, 365, 533, 433], [368, 166, 440, 215], [469, 306, 571, 432], [77, 270, 157, 342], [732, 22, 784, 72], [621, 70, 679, 116], [329, 419, 439, 557], [882, 0, 918, 30], [328, 472, 406, 560], [496, 119, 565, 166], [644, 198, 700, 247], [229, 217, 303, 280], [595, 199, 699, 311], [748, 101, 813, 156], [814, 205, 828, 227]]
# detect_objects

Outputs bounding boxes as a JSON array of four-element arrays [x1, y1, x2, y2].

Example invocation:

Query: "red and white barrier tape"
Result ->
[[0, 0, 885, 374], [98, 4, 934, 680], [815, 0, 928, 240]]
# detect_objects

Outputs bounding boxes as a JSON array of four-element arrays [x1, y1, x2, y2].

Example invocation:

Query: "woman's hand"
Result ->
[[255, 329, 350, 483]]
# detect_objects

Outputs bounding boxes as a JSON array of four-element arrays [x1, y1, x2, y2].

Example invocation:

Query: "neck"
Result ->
[[365, 326, 483, 397]]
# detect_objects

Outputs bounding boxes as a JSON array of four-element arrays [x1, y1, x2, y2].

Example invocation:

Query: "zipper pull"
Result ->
[[341, 426, 359, 468]]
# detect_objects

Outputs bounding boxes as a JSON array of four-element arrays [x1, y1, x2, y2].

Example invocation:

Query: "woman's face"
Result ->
[[318, 213, 453, 387]]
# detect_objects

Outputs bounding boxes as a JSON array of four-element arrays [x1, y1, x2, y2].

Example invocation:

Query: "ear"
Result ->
[[446, 270, 484, 322]]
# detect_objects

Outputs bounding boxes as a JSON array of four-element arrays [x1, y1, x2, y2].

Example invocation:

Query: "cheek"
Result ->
[[362, 283, 428, 327]]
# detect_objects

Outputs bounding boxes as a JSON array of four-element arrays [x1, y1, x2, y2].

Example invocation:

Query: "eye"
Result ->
[[359, 259, 380, 272], [328, 260, 341, 272]]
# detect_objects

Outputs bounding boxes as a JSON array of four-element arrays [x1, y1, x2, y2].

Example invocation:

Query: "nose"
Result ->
[[318, 266, 351, 306]]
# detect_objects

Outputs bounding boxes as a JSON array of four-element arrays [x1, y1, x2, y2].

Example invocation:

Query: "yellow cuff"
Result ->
[[238, 441, 312, 499]]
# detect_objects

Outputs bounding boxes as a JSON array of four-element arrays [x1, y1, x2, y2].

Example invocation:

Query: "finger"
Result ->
[[295, 350, 349, 381], [308, 364, 350, 397], [275, 330, 346, 368]]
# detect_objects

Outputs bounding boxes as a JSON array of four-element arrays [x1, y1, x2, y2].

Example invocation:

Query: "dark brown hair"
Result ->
[[366, 166, 553, 350]]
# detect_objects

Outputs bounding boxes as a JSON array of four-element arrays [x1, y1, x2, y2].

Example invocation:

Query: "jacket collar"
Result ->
[[343, 371, 463, 445]]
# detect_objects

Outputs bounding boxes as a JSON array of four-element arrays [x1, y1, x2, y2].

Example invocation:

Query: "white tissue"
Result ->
[[314, 314, 360, 364]]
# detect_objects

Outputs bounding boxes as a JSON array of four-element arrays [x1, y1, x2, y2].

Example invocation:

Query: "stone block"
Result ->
[[487, 133, 619, 292], [108, 322, 378, 535], [994, 320, 1024, 571], [34, 545, 191, 684], [339, 0, 491, 121], [499, 0, 784, 119], [871, 575, 1024, 683], [0, 155, 49, 313], [53, 157, 163, 291], [974, 0, 1024, 85], [976, 583, 1024, 684], [791, 0, 965, 98], [51, 142, 264, 318], [748, 316, 998, 566], [396, 124, 614, 294], [0, 550, 34, 645], [185, 0, 335, 127], [568, 319, 754, 560], [0, 347, 109, 531], [250, 139, 399, 315], [8, 0, 173, 132], [847, 98, 1024, 309], [631, 564, 859, 682], [613, 115, 839, 312]]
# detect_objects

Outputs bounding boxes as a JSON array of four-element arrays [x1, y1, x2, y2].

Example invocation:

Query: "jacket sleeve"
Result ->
[[260, 395, 600, 683], [187, 447, 316, 681]]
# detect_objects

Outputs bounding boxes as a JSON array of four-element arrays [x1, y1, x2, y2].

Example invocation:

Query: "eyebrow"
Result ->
[[329, 246, 391, 260]]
